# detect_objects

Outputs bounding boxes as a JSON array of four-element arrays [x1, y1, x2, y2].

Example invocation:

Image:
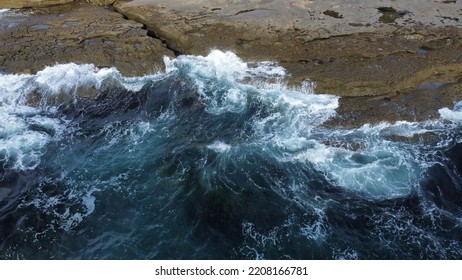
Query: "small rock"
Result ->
[[323, 10, 343, 19]]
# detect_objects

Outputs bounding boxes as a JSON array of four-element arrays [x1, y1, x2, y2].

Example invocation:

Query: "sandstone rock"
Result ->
[[1, 0, 462, 126], [0, 0, 73, 8], [113, 0, 462, 96], [86, 0, 115, 6], [114, 0, 462, 62], [0, 2, 174, 76], [111, 0, 462, 125]]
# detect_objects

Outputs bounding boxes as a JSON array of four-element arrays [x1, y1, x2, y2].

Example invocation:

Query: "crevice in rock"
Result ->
[[107, 3, 183, 56], [307, 33, 352, 42], [232, 8, 273, 16], [144, 26, 183, 56], [106, 4, 118, 13], [234, 9, 258, 16]]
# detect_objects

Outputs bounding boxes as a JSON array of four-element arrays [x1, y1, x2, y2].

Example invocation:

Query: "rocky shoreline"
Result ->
[[0, 2, 173, 76], [1, 0, 461, 127]]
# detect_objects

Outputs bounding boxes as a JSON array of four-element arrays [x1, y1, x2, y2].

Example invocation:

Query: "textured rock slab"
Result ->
[[0, 2, 174, 76], [113, 0, 462, 95], [114, 0, 462, 60], [0, 0, 73, 8], [113, 0, 462, 125], [1, 0, 461, 126]]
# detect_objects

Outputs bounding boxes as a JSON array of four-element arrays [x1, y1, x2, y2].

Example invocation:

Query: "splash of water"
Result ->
[[1, 50, 461, 259]]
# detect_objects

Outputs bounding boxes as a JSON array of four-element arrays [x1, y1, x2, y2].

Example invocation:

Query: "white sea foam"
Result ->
[[165, 49, 286, 81], [0, 61, 163, 172], [20, 186, 97, 232], [254, 89, 339, 137], [35, 63, 112, 95], [439, 101, 462, 123], [207, 141, 232, 153], [333, 248, 359, 260], [300, 208, 328, 242], [0, 61, 441, 203], [165, 51, 339, 132], [0, 73, 65, 171], [34, 63, 161, 97], [164, 50, 294, 115], [0, 91, 65, 170], [0, 63, 165, 172], [372, 121, 431, 138], [242, 221, 280, 250], [0, 112, 65, 171], [288, 121, 432, 197], [1, 51, 459, 200], [2, 51, 461, 258], [164, 51, 447, 198], [1, 63, 161, 104]]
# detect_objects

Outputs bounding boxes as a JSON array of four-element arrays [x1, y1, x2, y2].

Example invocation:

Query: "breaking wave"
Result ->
[[0, 50, 461, 259]]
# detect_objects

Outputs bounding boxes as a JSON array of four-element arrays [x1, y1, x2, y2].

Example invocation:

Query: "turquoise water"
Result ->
[[1, 51, 462, 259]]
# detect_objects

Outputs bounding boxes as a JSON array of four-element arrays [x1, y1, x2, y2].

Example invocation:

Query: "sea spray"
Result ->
[[0, 50, 461, 259], [439, 101, 462, 124]]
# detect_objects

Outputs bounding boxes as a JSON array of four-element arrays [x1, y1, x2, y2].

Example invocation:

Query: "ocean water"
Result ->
[[0, 50, 461, 259]]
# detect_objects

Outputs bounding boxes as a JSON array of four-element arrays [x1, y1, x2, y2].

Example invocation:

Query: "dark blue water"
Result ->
[[1, 51, 462, 259]]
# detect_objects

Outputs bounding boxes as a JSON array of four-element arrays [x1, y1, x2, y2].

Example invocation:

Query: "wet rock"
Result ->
[[112, 0, 462, 100], [81, 0, 462, 127], [2, 0, 462, 127]]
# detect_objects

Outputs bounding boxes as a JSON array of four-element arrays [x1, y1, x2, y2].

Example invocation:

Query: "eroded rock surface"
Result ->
[[0, 2, 174, 76], [0, 0, 73, 8], [1, 0, 461, 126], [113, 0, 462, 126], [114, 0, 461, 59]]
